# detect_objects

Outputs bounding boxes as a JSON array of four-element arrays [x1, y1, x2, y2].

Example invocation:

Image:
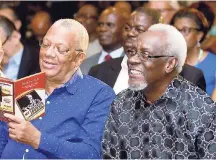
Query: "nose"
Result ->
[[126, 28, 137, 38], [127, 53, 141, 68], [44, 46, 56, 58], [98, 24, 108, 33]]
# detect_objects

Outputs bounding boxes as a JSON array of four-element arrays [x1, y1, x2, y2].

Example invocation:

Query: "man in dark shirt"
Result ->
[[102, 24, 216, 159]]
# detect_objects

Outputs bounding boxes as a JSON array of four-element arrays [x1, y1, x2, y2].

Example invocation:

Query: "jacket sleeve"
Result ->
[[194, 69, 206, 91]]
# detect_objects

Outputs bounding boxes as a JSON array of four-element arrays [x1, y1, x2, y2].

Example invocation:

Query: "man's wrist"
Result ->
[[32, 130, 41, 149]]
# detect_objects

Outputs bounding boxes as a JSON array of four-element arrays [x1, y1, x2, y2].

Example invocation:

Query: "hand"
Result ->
[[4, 113, 41, 149]]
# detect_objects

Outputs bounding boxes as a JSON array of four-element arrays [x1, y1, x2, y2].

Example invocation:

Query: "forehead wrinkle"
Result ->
[[138, 32, 166, 55], [129, 14, 152, 30]]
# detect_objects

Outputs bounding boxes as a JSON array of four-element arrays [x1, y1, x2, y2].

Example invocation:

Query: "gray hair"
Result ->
[[148, 23, 187, 73], [53, 19, 89, 53]]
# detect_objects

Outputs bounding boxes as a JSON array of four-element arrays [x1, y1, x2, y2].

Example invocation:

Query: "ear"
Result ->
[[15, 20, 22, 31], [164, 57, 178, 74], [196, 31, 204, 43], [74, 52, 86, 68]]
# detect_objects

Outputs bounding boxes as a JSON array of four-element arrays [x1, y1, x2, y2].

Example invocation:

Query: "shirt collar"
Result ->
[[101, 47, 124, 59], [64, 68, 83, 95], [9, 47, 24, 66], [121, 55, 128, 69], [130, 75, 184, 104]]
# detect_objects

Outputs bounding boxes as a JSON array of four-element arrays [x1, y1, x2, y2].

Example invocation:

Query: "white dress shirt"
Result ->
[[98, 47, 124, 64], [113, 55, 129, 94]]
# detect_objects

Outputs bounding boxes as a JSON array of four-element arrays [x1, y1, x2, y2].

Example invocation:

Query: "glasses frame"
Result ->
[[126, 50, 174, 61], [176, 27, 200, 36], [39, 39, 83, 56]]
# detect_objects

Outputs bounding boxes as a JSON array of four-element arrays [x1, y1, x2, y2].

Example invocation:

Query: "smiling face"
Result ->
[[127, 31, 168, 91], [39, 25, 80, 82]]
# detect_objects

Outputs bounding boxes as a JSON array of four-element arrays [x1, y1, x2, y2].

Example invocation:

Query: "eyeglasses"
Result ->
[[176, 26, 200, 36], [126, 49, 174, 61], [157, 8, 175, 13], [39, 40, 83, 55], [74, 13, 98, 20]]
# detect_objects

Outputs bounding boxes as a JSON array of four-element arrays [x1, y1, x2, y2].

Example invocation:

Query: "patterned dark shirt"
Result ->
[[102, 75, 216, 159]]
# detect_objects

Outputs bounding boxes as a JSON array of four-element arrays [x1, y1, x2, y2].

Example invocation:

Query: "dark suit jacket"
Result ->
[[81, 50, 125, 75], [88, 57, 206, 91], [17, 40, 40, 79]]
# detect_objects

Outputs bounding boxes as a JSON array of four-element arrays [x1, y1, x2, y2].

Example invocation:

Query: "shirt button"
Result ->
[[47, 101, 50, 104], [25, 149, 29, 153], [39, 117, 42, 120]]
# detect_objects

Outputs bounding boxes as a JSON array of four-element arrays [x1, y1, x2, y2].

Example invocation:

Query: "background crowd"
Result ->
[[0, 1, 215, 99]]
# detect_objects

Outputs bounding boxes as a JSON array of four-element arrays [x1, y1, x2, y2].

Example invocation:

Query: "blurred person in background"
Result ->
[[80, 7, 127, 74], [74, 3, 102, 58], [114, 1, 132, 16], [171, 8, 216, 100], [147, 1, 181, 24], [29, 10, 52, 42], [0, 7, 22, 31], [0, 16, 40, 80], [190, 2, 216, 54]]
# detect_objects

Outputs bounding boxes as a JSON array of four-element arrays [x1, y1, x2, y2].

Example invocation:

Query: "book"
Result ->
[[0, 72, 45, 122]]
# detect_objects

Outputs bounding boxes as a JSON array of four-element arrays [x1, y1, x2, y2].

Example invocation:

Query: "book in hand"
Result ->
[[0, 72, 45, 122]]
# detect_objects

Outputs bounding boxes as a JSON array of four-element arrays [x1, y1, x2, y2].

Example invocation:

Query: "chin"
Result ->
[[128, 81, 147, 91], [42, 70, 57, 78]]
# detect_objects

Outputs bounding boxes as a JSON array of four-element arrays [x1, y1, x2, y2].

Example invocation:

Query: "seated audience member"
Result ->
[[102, 24, 216, 159], [190, 2, 216, 54], [147, 1, 181, 24], [171, 8, 216, 98], [80, 7, 127, 74], [30, 10, 52, 42], [74, 4, 102, 58], [0, 16, 40, 80], [114, 1, 132, 16], [89, 7, 206, 94], [0, 7, 22, 31], [0, 19, 115, 159]]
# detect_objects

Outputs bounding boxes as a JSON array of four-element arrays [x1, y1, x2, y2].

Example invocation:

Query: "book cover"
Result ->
[[0, 72, 45, 122]]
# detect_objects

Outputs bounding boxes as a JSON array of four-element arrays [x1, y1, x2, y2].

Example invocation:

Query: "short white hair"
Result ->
[[53, 19, 89, 53], [148, 23, 187, 73]]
